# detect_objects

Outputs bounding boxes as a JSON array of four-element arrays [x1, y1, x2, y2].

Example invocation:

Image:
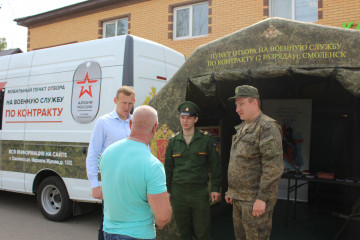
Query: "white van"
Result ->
[[0, 35, 185, 221]]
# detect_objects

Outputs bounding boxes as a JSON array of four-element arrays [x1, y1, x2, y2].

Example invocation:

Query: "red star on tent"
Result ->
[[76, 72, 98, 98]]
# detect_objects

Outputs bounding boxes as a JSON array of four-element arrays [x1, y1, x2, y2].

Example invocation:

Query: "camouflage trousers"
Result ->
[[232, 198, 277, 240]]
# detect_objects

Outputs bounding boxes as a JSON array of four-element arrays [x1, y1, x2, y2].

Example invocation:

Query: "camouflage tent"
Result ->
[[150, 18, 360, 239]]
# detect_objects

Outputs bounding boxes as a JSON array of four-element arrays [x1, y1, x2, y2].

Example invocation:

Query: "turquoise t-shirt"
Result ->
[[99, 138, 166, 239]]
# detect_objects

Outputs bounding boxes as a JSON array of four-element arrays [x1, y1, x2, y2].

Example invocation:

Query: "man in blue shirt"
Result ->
[[86, 86, 135, 240], [99, 105, 172, 240]]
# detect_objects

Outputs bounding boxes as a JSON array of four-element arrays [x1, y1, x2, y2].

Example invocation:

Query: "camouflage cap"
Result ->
[[178, 101, 200, 117], [228, 85, 260, 100]]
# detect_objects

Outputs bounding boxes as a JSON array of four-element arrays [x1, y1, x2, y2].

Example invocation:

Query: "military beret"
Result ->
[[178, 101, 200, 117], [228, 85, 260, 100]]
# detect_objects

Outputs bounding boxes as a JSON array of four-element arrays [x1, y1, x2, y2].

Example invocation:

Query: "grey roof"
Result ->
[[0, 48, 23, 56], [15, 0, 129, 27]]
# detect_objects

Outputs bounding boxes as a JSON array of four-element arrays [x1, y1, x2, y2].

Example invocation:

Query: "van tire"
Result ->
[[37, 176, 73, 221]]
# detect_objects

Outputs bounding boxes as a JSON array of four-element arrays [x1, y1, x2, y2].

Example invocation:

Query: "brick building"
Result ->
[[15, 0, 360, 57]]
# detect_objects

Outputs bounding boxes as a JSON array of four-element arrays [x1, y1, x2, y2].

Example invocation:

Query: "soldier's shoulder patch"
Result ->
[[261, 115, 278, 129], [169, 132, 180, 139], [261, 120, 271, 130], [199, 130, 209, 135]]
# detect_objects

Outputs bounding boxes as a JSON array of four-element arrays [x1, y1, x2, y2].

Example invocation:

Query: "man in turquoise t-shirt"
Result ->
[[99, 105, 172, 240]]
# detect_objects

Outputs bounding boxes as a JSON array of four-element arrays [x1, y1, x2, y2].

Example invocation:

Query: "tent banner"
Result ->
[[263, 99, 312, 201]]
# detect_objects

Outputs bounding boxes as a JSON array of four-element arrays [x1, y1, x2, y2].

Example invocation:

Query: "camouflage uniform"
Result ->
[[227, 113, 283, 240], [165, 101, 222, 240]]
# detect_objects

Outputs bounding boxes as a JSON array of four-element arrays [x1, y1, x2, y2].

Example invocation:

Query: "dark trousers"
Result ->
[[103, 232, 155, 240], [99, 202, 104, 240], [171, 184, 211, 240]]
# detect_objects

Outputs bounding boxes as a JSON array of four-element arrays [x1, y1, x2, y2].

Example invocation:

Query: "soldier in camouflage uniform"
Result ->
[[225, 85, 284, 240], [165, 101, 222, 240]]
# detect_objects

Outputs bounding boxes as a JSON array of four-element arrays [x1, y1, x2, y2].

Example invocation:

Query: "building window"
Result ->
[[270, 0, 318, 22], [173, 2, 208, 40], [103, 18, 128, 38]]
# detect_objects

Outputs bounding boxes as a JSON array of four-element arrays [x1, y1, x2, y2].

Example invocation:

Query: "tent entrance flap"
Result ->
[[189, 74, 217, 97]]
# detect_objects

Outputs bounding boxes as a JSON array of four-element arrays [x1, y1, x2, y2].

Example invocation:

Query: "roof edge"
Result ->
[[15, 0, 124, 27]]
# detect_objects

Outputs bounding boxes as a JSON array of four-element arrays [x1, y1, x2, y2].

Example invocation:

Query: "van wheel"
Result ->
[[37, 176, 73, 221]]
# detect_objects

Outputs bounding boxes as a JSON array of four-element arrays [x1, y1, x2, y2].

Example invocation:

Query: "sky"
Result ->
[[0, 0, 86, 52]]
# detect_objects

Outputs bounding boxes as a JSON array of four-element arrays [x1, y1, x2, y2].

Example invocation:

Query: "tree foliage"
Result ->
[[0, 38, 7, 51]]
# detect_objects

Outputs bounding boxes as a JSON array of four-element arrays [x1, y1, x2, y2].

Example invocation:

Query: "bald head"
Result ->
[[131, 105, 158, 133]]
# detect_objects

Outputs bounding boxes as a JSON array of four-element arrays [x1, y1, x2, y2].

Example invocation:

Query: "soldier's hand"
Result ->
[[252, 199, 266, 217], [225, 196, 233, 204], [211, 192, 220, 202], [91, 186, 103, 200]]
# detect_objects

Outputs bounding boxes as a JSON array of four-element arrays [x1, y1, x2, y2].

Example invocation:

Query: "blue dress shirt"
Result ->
[[86, 109, 131, 188]]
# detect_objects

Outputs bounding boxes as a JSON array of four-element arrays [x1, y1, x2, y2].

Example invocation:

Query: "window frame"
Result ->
[[173, 2, 209, 40], [269, 0, 318, 23], [102, 18, 129, 38]]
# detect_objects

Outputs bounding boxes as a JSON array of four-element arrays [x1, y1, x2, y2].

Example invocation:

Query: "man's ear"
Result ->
[[194, 117, 199, 124], [152, 122, 159, 133], [129, 119, 133, 130], [113, 97, 117, 104]]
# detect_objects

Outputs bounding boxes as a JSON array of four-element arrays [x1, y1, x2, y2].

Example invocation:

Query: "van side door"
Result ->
[[0, 52, 34, 192]]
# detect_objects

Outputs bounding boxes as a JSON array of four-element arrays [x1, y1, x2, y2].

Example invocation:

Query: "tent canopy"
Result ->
[[184, 17, 360, 98], [151, 18, 360, 240], [150, 17, 360, 177]]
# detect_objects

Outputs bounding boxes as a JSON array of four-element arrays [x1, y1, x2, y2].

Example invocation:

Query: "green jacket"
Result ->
[[164, 128, 222, 193]]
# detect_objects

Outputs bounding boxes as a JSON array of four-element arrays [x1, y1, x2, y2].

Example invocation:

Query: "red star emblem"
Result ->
[[0, 82, 7, 91], [76, 72, 98, 98], [268, 28, 273, 36]]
